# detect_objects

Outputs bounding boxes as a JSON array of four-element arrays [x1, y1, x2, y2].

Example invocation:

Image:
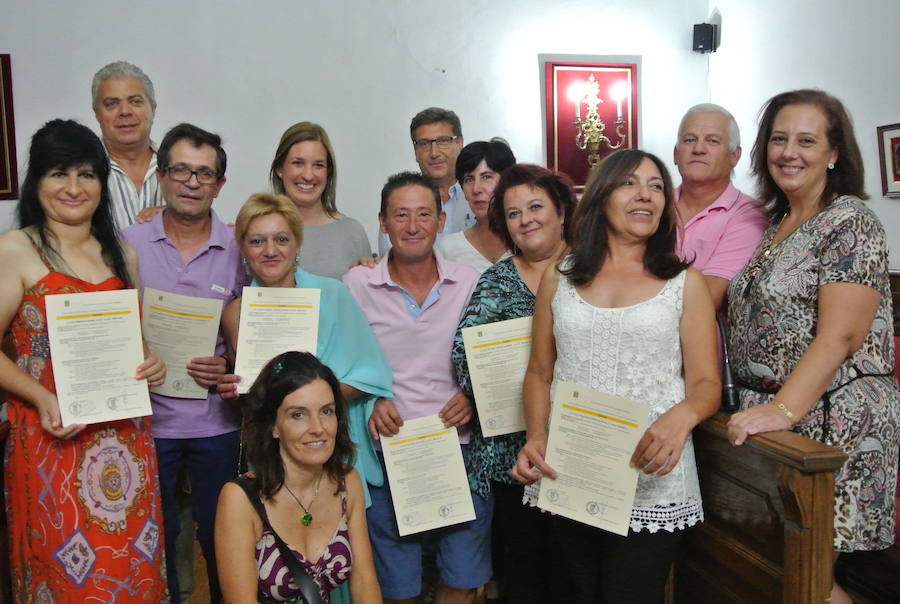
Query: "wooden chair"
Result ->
[[669, 412, 846, 603]]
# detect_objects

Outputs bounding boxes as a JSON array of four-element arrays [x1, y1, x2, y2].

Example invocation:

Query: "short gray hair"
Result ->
[[677, 103, 740, 151], [92, 61, 156, 110]]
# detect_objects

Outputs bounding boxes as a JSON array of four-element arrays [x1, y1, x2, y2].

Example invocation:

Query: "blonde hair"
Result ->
[[235, 193, 304, 250]]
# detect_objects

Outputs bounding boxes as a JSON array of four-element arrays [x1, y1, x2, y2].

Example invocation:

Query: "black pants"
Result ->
[[492, 483, 573, 603], [552, 515, 685, 604]]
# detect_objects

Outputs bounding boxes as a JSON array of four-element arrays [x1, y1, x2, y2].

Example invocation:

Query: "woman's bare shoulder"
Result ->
[[0, 229, 45, 275]]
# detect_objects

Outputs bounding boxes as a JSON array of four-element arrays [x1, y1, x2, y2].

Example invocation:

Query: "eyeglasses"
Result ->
[[163, 165, 220, 185], [413, 135, 460, 150]]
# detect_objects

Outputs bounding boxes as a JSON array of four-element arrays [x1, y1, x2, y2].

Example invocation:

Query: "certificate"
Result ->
[[537, 381, 649, 536], [233, 287, 320, 394], [141, 287, 223, 399], [381, 415, 476, 536], [46, 289, 152, 427], [461, 316, 531, 437]]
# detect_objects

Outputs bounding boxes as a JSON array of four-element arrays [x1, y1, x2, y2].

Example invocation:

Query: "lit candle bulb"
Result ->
[[610, 81, 629, 121], [567, 81, 584, 121]]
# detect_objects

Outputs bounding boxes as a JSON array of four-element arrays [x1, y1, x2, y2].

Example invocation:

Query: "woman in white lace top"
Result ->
[[512, 149, 721, 602]]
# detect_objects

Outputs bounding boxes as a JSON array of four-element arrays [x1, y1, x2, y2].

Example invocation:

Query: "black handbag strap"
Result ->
[[233, 476, 325, 604], [820, 363, 894, 444]]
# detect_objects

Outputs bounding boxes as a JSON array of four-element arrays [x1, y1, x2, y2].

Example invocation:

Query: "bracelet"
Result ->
[[770, 401, 796, 424]]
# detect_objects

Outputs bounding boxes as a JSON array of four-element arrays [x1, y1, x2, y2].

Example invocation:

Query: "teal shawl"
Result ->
[[252, 268, 393, 507]]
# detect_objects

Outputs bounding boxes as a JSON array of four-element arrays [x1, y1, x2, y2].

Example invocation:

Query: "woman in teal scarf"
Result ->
[[219, 193, 391, 603], [220, 193, 392, 507]]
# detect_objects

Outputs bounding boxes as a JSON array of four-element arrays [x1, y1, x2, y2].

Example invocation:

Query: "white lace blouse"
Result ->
[[526, 266, 703, 533]]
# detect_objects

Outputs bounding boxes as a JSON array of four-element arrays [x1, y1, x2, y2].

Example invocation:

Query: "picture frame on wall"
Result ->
[[542, 59, 639, 191], [0, 54, 18, 201], [877, 122, 900, 198]]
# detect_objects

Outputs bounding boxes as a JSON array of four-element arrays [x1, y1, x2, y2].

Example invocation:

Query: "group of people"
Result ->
[[0, 58, 896, 604]]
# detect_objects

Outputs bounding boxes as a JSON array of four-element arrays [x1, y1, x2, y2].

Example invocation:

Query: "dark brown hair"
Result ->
[[243, 351, 354, 499], [750, 89, 867, 219], [379, 171, 441, 215], [490, 163, 576, 252], [562, 149, 687, 285]]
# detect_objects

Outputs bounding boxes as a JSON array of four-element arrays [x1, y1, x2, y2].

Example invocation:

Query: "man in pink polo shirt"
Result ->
[[343, 172, 488, 604], [674, 103, 768, 308]]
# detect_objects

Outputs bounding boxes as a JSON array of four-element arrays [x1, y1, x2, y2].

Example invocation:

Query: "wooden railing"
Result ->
[[669, 412, 847, 603]]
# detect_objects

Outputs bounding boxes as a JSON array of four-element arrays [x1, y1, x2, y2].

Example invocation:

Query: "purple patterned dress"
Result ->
[[255, 480, 352, 602]]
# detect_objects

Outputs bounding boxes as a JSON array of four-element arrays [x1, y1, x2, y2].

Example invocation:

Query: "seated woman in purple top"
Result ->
[[215, 351, 381, 603]]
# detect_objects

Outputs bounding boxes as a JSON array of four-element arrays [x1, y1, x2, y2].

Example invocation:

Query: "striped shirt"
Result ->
[[105, 140, 162, 231]]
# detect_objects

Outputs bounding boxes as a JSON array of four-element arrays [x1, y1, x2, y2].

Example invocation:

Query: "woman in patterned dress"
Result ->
[[727, 89, 900, 604], [513, 150, 721, 602], [451, 164, 576, 603], [0, 119, 168, 601]]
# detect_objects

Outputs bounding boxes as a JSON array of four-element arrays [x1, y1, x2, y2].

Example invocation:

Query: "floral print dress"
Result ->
[[728, 196, 899, 551], [4, 258, 168, 601], [451, 257, 533, 497]]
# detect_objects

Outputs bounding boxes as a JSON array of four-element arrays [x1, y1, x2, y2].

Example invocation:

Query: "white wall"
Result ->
[[2, 0, 897, 268], [708, 0, 900, 268], [0, 0, 708, 239]]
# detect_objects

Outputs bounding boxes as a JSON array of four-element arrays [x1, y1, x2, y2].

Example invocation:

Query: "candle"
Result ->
[[616, 98, 622, 120], [568, 81, 584, 121]]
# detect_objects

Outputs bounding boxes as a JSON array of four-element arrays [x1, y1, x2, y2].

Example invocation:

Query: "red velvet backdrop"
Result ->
[[545, 62, 638, 190]]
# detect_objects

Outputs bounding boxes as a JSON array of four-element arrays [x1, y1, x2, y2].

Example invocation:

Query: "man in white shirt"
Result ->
[[92, 61, 162, 230]]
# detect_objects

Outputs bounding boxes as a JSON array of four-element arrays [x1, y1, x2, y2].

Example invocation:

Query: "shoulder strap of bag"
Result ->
[[232, 476, 325, 604]]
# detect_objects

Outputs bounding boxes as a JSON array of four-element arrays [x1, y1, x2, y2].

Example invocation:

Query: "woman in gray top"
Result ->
[[270, 122, 371, 279]]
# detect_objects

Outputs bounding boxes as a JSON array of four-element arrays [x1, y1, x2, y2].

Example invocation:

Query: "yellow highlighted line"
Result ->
[[472, 335, 531, 349], [149, 305, 214, 319], [562, 403, 638, 428], [387, 429, 451, 445], [57, 310, 131, 320], [249, 304, 313, 309]]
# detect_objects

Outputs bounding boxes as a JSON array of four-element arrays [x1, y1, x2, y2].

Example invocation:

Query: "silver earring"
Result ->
[[827, 162, 835, 170]]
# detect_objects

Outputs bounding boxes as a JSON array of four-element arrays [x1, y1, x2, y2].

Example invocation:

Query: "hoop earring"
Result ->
[[827, 162, 835, 170]]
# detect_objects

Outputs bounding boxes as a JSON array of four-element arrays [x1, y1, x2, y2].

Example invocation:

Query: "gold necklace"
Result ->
[[282, 472, 323, 527], [741, 213, 788, 300]]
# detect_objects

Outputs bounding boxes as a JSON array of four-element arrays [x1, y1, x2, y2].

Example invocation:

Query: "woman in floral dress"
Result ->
[[727, 90, 899, 604], [0, 119, 168, 602]]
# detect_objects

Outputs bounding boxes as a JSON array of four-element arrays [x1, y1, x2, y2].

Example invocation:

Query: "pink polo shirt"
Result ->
[[676, 182, 768, 280], [343, 253, 479, 443]]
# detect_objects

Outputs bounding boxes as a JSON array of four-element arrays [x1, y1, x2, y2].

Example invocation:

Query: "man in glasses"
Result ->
[[378, 107, 473, 255], [92, 61, 163, 230], [122, 123, 243, 604]]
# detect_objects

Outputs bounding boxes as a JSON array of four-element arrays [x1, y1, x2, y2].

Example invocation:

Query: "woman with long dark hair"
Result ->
[[513, 149, 720, 602], [0, 119, 167, 601]]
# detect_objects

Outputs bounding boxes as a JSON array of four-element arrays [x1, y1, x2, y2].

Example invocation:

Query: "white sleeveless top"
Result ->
[[527, 266, 703, 533]]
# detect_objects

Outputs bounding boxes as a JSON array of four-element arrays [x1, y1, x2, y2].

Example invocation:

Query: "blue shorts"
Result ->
[[367, 447, 493, 599]]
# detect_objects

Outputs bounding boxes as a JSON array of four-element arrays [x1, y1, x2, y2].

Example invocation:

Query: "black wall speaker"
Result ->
[[693, 23, 718, 53]]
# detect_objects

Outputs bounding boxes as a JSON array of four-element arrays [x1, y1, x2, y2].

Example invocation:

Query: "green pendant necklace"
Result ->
[[283, 471, 323, 527]]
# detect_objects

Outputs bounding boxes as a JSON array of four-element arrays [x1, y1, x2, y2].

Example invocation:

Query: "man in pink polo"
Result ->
[[343, 172, 488, 604], [674, 103, 768, 308]]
